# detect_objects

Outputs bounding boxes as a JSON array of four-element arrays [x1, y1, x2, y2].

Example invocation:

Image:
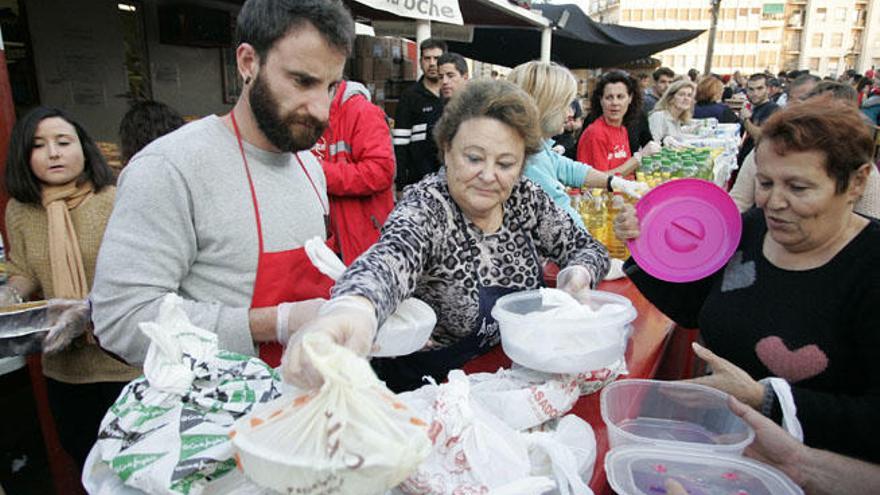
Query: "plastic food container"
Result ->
[[601, 379, 754, 454], [601, 379, 803, 495], [492, 289, 636, 374], [606, 446, 803, 495]]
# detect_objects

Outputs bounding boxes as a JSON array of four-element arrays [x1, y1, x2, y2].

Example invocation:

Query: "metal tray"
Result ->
[[0, 302, 50, 358]]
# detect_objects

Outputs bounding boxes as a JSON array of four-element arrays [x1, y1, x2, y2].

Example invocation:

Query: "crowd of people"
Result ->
[[2, 0, 879, 493]]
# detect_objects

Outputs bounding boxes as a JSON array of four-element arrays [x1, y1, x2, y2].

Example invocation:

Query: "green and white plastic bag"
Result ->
[[93, 294, 282, 495]]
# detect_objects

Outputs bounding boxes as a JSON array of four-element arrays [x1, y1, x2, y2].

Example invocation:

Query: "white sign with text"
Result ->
[[355, 0, 463, 26]]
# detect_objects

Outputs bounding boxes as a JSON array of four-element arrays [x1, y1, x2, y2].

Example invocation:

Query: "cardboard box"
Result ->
[[373, 58, 395, 82], [356, 35, 374, 59], [354, 57, 374, 82]]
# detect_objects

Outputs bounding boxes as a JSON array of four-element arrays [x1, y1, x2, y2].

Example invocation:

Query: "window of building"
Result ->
[[632, 9, 643, 21], [827, 58, 839, 74], [751, 8, 760, 15], [745, 55, 756, 67], [656, 8, 665, 20], [713, 55, 720, 67], [747, 31, 758, 43], [831, 32, 843, 48], [834, 7, 846, 21], [644, 9, 654, 21], [722, 8, 734, 20], [733, 55, 744, 68], [811, 33, 823, 48], [736, 31, 746, 43], [815, 7, 826, 22], [689, 8, 700, 20], [722, 31, 734, 43], [809, 57, 820, 71], [667, 8, 677, 20], [621, 9, 631, 21], [680, 8, 689, 21], [721, 55, 732, 67]]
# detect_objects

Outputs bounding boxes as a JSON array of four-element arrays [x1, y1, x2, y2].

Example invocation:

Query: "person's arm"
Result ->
[[728, 397, 880, 495], [330, 185, 441, 325], [648, 111, 666, 142], [3, 203, 40, 302], [729, 149, 758, 213], [529, 180, 610, 286], [549, 147, 591, 188], [392, 93, 415, 191], [322, 100, 396, 197], [91, 157, 256, 365], [720, 106, 740, 124]]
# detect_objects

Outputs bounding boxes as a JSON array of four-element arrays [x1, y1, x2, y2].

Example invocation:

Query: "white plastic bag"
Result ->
[[398, 371, 553, 495], [467, 367, 580, 431], [524, 415, 597, 495], [304, 237, 436, 357], [230, 332, 431, 495], [90, 294, 282, 495]]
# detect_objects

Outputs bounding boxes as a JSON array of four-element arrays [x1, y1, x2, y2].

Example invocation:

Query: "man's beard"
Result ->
[[249, 73, 326, 152]]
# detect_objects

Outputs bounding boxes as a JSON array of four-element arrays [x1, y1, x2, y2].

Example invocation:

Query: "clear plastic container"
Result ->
[[601, 379, 755, 455], [605, 446, 804, 495], [491, 289, 636, 374]]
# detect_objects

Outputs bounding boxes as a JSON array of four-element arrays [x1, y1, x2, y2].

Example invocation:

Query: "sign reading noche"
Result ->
[[356, 0, 464, 25]]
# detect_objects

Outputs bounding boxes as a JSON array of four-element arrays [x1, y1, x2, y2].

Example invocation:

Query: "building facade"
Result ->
[[587, 0, 880, 76]]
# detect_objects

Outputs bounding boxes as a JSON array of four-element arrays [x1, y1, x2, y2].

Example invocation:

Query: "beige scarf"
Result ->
[[41, 181, 94, 299]]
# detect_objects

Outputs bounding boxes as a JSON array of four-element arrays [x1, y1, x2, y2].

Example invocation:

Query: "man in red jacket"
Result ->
[[313, 80, 395, 264]]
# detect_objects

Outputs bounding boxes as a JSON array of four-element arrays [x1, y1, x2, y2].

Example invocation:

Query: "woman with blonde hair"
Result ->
[[648, 79, 696, 144], [693, 76, 739, 123], [506, 61, 648, 228]]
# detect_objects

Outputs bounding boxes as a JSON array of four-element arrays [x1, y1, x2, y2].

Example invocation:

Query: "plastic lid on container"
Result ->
[[627, 178, 742, 282], [605, 446, 804, 495]]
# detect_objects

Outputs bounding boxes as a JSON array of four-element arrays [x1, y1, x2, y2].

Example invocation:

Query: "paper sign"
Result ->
[[354, 0, 463, 25]]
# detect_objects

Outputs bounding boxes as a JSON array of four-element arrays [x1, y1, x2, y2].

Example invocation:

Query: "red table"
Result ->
[[462, 278, 674, 495]]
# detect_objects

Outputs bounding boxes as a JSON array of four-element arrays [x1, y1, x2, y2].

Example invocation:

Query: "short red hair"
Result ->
[[759, 96, 873, 193]]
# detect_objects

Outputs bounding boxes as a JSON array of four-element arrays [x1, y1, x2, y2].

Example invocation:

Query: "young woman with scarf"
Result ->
[[3, 107, 140, 470]]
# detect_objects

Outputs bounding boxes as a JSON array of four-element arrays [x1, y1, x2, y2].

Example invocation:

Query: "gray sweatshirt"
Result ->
[[91, 115, 328, 365]]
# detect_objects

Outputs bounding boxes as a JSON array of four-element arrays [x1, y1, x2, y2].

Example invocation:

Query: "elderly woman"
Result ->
[[648, 79, 696, 145], [693, 76, 739, 124], [284, 80, 610, 392], [614, 99, 880, 462], [578, 70, 659, 178], [505, 62, 647, 229]]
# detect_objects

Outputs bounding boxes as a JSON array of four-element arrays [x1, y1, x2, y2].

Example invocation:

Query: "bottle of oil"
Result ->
[[605, 192, 630, 259], [587, 188, 607, 245]]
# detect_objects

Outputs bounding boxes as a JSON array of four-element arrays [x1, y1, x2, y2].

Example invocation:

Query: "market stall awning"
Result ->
[[446, 4, 703, 69]]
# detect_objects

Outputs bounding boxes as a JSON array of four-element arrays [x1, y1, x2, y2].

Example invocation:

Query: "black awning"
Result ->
[[447, 4, 703, 69]]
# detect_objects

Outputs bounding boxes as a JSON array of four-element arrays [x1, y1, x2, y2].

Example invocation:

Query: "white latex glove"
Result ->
[[275, 298, 327, 344], [42, 298, 90, 355], [610, 176, 649, 199], [0, 286, 22, 307], [281, 295, 378, 389], [612, 203, 641, 241], [639, 141, 662, 157], [551, 144, 566, 155], [556, 265, 593, 304]]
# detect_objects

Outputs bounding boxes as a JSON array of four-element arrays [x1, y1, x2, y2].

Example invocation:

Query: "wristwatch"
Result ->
[[606, 175, 615, 193]]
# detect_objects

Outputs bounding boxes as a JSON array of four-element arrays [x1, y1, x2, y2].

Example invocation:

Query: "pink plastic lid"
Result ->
[[627, 179, 742, 282]]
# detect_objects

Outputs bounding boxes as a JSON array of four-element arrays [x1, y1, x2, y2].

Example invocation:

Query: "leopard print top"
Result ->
[[332, 171, 610, 348]]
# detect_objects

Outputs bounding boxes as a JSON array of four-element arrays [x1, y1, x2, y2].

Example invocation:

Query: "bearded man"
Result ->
[[91, 0, 354, 367]]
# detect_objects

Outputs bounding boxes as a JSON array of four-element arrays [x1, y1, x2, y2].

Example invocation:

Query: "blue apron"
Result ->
[[371, 209, 544, 392]]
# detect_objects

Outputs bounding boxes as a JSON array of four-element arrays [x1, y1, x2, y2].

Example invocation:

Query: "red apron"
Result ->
[[230, 112, 335, 367]]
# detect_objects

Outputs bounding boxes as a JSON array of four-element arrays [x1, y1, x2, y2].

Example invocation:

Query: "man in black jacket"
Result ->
[[392, 38, 446, 191]]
